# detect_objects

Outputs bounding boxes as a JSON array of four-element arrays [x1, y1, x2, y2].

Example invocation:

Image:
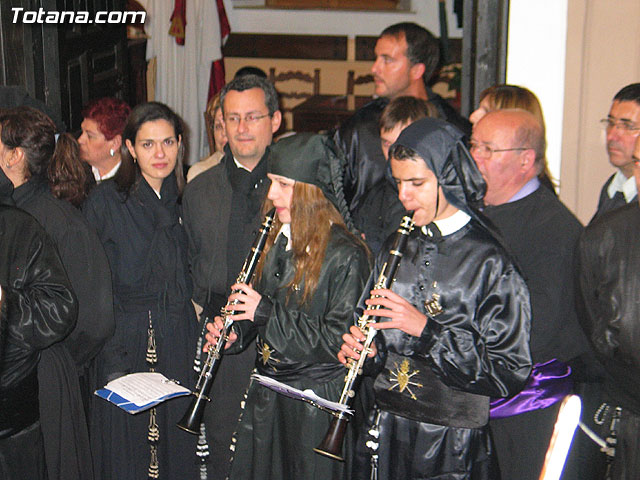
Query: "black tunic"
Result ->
[[12, 176, 113, 480], [83, 175, 199, 480], [355, 219, 532, 480], [228, 225, 371, 480]]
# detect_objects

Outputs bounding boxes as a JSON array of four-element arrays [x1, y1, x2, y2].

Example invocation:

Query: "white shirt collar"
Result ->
[[421, 209, 471, 237], [607, 170, 637, 203], [233, 157, 252, 172], [92, 161, 121, 182], [277, 224, 292, 250]]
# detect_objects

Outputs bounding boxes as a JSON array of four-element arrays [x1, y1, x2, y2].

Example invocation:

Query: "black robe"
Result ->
[[354, 219, 532, 480], [0, 205, 77, 480], [12, 176, 113, 480], [227, 225, 371, 480], [577, 203, 640, 479], [83, 175, 199, 480]]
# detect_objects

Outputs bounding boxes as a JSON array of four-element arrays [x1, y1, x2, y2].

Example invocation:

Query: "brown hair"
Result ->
[[257, 182, 349, 305], [0, 106, 89, 204], [379, 96, 439, 132], [48, 133, 91, 207], [480, 85, 545, 132]]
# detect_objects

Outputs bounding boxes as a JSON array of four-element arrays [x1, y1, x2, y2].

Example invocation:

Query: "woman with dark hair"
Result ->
[[78, 97, 131, 182], [206, 133, 371, 480], [0, 106, 114, 480], [84, 102, 198, 480]]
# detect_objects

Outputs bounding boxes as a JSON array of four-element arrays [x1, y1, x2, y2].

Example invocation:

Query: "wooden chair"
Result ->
[[268, 67, 320, 110], [347, 70, 374, 95]]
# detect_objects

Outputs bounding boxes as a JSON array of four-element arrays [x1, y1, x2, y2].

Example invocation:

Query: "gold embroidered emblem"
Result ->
[[388, 359, 423, 400], [260, 342, 273, 365], [424, 292, 443, 316], [257, 340, 280, 368]]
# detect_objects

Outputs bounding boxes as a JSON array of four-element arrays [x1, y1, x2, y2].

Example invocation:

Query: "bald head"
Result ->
[[470, 109, 545, 206]]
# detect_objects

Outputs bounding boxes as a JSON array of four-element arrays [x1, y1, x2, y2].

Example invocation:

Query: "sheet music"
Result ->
[[252, 373, 353, 415], [95, 372, 191, 414]]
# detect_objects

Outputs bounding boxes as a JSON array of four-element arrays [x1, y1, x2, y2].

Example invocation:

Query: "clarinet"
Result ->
[[177, 208, 276, 434], [314, 214, 415, 461]]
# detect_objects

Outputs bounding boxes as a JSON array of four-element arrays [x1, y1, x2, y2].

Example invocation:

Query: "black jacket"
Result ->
[[0, 206, 76, 432], [577, 203, 640, 414]]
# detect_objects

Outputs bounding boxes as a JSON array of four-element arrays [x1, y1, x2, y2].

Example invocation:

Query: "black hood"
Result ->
[[392, 117, 486, 217]]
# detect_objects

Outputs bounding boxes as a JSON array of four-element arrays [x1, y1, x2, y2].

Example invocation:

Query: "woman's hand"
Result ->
[[338, 325, 377, 365], [204, 316, 238, 351], [365, 288, 427, 337], [225, 282, 261, 322]]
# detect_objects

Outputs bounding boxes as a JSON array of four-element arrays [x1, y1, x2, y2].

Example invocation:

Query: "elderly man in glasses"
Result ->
[[470, 109, 592, 480], [591, 83, 640, 222]]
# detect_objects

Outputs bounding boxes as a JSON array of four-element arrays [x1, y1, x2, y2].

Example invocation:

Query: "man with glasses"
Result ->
[[470, 109, 591, 480], [182, 74, 281, 479], [592, 83, 640, 222]]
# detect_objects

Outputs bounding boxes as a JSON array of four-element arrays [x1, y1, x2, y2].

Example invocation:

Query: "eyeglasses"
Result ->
[[225, 113, 270, 126], [600, 118, 640, 134], [468, 141, 531, 158]]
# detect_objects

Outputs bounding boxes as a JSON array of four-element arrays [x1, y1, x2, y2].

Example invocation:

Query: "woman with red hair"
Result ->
[[78, 97, 131, 182]]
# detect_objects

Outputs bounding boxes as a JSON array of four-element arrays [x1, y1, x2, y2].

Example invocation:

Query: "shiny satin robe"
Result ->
[[228, 225, 371, 480], [354, 219, 532, 480]]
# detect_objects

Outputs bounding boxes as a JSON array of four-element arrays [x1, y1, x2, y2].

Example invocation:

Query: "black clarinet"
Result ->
[[177, 208, 276, 434], [314, 214, 415, 460]]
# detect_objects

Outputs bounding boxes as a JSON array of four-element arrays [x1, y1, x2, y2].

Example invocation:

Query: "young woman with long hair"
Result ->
[[206, 133, 371, 480]]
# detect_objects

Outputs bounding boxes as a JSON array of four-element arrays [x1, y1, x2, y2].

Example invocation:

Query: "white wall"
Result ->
[[506, 0, 569, 190], [222, 0, 463, 38]]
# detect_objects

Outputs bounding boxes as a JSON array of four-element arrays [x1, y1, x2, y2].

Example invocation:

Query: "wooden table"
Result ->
[[291, 95, 372, 133]]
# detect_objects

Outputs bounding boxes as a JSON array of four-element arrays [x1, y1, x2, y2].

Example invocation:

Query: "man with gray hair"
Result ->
[[182, 74, 281, 479], [470, 109, 591, 480]]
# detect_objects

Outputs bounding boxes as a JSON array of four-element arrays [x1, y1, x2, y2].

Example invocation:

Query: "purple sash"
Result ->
[[490, 359, 572, 419]]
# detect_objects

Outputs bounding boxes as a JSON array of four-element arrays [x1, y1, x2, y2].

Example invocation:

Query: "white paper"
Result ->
[[251, 373, 353, 415]]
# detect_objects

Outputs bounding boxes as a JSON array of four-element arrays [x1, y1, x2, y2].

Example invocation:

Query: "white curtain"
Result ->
[[140, 0, 223, 165]]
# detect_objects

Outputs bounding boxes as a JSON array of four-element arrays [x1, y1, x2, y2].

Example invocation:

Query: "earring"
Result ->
[[109, 148, 115, 157]]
